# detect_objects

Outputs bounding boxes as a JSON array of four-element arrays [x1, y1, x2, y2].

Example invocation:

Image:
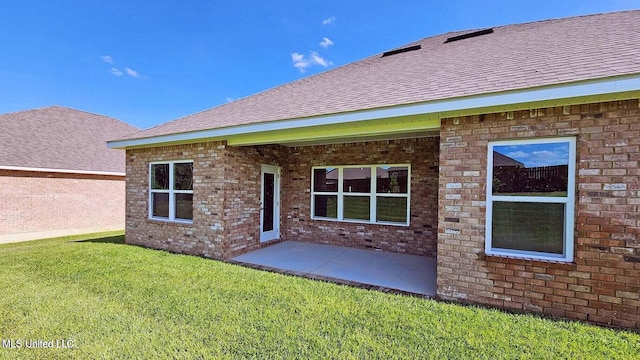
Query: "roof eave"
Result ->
[[107, 74, 640, 150], [0, 165, 125, 177]]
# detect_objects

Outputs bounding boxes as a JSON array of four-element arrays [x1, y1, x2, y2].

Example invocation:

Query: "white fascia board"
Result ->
[[0, 165, 125, 176], [107, 74, 640, 149]]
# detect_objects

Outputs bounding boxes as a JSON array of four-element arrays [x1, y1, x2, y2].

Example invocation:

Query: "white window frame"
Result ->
[[485, 137, 576, 262], [311, 164, 411, 226], [149, 160, 194, 223]]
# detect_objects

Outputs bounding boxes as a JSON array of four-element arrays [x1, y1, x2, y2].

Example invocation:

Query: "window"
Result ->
[[149, 161, 193, 222], [486, 137, 576, 262], [311, 164, 410, 225]]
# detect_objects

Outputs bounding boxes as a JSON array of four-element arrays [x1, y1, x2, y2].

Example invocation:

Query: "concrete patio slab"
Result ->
[[231, 241, 436, 296]]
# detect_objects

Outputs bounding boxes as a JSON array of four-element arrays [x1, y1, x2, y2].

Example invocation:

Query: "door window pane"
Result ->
[[492, 142, 569, 196], [152, 193, 169, 218], [343, 167, 371, 193], [376, 197, 408, 223], [151, 164, 169, 190], [175, 193, 193, 220], [344, 196, 370, 220], [263, 173, 275, 231], [376, 166, 409, 194], [314, 195, 337, 218], [313, 168, 338, 192], [492, 202, 565, 254]]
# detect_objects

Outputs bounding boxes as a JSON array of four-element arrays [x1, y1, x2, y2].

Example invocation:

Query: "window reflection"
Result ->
[[313, 168, 338, 192], [343, 167, 371, 193], [376, 166, 408, 194], [492, 142, 569, 196]]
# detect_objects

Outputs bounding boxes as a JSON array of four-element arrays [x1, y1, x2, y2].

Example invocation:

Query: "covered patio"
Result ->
[[230, 241, 437, 296]]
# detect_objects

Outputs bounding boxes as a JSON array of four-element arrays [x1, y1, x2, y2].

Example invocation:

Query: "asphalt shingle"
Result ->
[[115, 10, 640, 141], [0, 106, 138, 173]]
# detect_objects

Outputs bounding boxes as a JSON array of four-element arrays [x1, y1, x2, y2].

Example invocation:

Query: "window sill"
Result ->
[[311, 216, 409, 227], [482, 253, 577, 269], [147, 217, 194, 226]]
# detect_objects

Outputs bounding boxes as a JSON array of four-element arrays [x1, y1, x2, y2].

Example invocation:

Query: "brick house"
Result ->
[[0, 106, 138, 242], [108, 11, 640, 328]]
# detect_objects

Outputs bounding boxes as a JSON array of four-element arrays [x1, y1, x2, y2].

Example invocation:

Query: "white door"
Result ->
[[260, 165, 280, 242]]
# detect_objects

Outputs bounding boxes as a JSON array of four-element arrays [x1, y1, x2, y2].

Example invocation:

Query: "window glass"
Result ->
[[313, 168, 338, 192], [310, 164, 410, 226], [175, 193, 193, 220], [487, 137, 575, 261], [344, 196, 370, 220], [150, 161, 194, 222], [174, 162, 193, 190], [376, 166, 409, 194], [376, 197, 408, 223], [492, 142, 569, 196], [492, 202, 565, 254], [314, 195, 337, 218], [343, 167, 371, 193], [151, 164, 169, 190], [152, 193, 169, 218]]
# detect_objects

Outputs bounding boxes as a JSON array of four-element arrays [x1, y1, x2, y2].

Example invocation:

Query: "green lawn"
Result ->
[[1, 233, 638, 359]]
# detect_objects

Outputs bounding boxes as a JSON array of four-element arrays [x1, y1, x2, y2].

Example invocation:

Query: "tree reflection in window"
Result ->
[[151, 164, 169, 190], [174, 163, 193, 190]]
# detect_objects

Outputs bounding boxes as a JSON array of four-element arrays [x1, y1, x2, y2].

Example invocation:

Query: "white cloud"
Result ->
[[225, 97, 235, 103], [291, 52, 306, 63], [110, 68, 123, 76], [291, 51, 333, 73], [505, 147, 569, 168], [319, 37, 334, 48], [322, 16, 336, 25], [101, 55, 114, 64], [506, 151, 529, 159], [310, 51, 332, 67], [125, 68, 141, 78], [291, 52, 311, 72]]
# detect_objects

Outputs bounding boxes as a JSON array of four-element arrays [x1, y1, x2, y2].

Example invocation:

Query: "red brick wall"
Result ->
[[283, 138, 440, 256], [125, 137, 439, 259], [0, 170, 125, 238], [437, 100, 640, 328], [222, 145, 289, 258], [124, 142, 290, 259], [125, 142, 227, 258]]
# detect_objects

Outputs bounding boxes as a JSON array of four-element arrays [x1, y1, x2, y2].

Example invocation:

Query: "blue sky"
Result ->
[[1, 1, 637, 130], [496, 143, 570, 168]]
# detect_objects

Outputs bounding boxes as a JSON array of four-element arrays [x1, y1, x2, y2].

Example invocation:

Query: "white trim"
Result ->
[[485, 137, 576, 262], [0, 165, 125, 176], [149, 160, 194, 223], [260, 164, 281, 242], [107, 74, 640, 149], [311, 164, 411, 226]]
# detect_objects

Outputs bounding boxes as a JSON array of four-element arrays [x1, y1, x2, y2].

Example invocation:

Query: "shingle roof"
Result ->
[[0, 106, 138, 173], [118, 10, 640, 142], [493, 152, 525, 168]]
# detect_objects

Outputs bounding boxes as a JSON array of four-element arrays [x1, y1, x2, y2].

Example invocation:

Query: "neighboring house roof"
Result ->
[[326, 167, 389, 180], [493, 152, 525, 168], [0, 106, 138, 174], [111, 10, 640, 147]]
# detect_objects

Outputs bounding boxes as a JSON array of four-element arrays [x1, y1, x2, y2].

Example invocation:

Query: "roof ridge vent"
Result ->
[[444, 28, 494, 43], [381, 44, 421, 58]]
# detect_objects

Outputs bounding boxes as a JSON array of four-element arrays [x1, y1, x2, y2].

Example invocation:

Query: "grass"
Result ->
[[1, 232, 639, 359], [320, 196, 407, 223]]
